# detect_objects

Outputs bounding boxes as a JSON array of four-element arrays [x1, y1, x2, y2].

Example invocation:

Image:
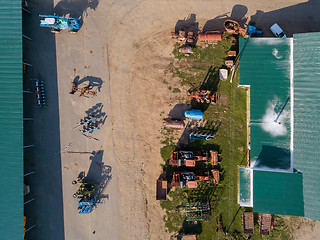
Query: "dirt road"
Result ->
[[50, 0, 320, 239]]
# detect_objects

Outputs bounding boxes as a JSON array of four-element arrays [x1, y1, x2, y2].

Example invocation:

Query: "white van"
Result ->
[[270, 23, 286, 38]]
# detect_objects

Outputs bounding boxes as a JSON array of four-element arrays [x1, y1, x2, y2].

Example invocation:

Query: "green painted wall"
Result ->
[[0, 1, 24, 239]]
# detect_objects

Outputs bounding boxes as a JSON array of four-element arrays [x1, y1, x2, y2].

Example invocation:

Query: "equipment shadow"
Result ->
[[73, 75, 103, 92], [54, 0, 100, 19], [86, 150, 112, 201]]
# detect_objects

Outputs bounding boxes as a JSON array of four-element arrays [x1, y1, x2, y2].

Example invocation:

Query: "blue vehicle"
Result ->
[[184, 109, 203, 121], [246, 24, 263, 36], [39, 14, 80, 33]]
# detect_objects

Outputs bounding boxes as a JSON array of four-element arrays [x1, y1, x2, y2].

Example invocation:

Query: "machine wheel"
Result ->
[[51, 28, 61, 34]]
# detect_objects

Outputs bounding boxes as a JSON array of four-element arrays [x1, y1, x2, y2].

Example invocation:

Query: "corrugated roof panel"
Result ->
[[239, 38, 292, 172], [0, 0, 23, 239], [253, 170, 304, 216], [293, 32, 320, 221]]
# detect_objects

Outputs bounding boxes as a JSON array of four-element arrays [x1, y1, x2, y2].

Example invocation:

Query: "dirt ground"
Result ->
[[27, 0, 320, 239]]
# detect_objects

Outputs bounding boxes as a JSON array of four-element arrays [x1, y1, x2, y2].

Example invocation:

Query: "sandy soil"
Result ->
[[48, 0, 320, 239]]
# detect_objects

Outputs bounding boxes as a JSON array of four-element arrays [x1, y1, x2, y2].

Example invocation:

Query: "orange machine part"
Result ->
[[198, 32, 222, 42], [187, 181, 198, 188]]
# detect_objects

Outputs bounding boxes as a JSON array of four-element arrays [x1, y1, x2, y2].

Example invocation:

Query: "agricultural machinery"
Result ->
[[80, 124, 100, 134], [188, 90, 217, 104], [177, 201, 211, 222], [73, 172, 104, 213], [33, 78, 47, 108], [72, 173, 97, 198], [187, 129, 216, 141], [77, 196, 104, 214], [224, 19, 242, 34], [246, 24, 263, 36], [74, 114, 96, 129], [70, 82, 97, 97], [39, 15, 80, 33], [171, 171, 212, 189], [169, 150, 219, 167]]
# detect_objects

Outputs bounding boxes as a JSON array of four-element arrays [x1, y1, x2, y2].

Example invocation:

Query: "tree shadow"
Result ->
[[73, 75, 103, 92], [54, 0, 100, 19], [180, 219, 202, 235], [202, 5, 248, 33]]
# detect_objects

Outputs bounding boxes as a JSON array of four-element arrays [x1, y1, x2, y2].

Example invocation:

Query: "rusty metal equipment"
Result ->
[[169, 150, 219, 167], [224, 19, 242, 34], [179, 45, 192, 55], [243, 212, 254, 235], [156, 173, 167, 201], [177, 201, 211, 222], [188, 130, 216, 141], [171, 171, 212, 189], [198, 32, 222, 43], [164, 119, 185, 130], [188, 90, 217, 104], [70, 82, 97, 97], [259, 213, 273, 236]]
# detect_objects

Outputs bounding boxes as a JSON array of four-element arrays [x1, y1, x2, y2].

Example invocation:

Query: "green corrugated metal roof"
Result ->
[[293, 32, 320, 221], [0, 1, 23, 239], [239, 38, 292, 171], [253, 170, 304, 216]]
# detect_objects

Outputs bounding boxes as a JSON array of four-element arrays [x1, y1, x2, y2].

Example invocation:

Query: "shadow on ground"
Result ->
[[85, 150, 112, 201], [54, 0, 100, 18], [202, 5, 247, 33], [23, 0, 65, 239], [85, 103, 108, 127], [175, 14, 199, 37], [248, 0, 320, 37], [169, 104, 190, 120], [73, 75, 103, 92]]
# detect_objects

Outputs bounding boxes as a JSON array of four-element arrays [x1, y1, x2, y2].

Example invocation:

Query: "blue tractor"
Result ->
[[246, 23, 263, 36], [39, 15, 80, 33]]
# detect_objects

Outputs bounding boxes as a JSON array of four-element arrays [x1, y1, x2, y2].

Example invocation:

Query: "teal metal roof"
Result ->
[[0, 1, 24, 239], [239, 38, 292, 171], [253, 170, 304, 216], [293, 32, 320, 221]]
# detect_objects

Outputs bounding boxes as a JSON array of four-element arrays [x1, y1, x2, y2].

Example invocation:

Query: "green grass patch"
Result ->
[[173, 88, 181, 93]]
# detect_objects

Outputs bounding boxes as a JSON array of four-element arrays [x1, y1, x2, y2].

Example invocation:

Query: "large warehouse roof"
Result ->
[[239, 37, 306, 218], [239, 38, 292, 172], [293, 32, 320, 220], [0, 0, 24, 239]]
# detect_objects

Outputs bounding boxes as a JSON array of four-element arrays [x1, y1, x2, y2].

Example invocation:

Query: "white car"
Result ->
[[270, 23, 286, 38]]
